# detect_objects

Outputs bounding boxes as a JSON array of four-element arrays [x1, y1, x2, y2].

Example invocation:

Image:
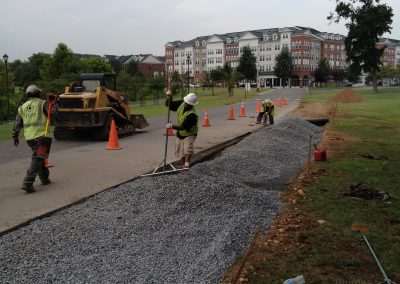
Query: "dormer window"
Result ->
[[273, 34, 277, 40], [234, 37, 239, 43], [226, 37, 231, 44], [263, 35, 268, 41], [196, 41, 200, 47], [202, 40, 206, 46]]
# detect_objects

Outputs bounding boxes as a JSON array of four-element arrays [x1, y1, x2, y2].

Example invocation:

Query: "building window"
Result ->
[[196, 41, 200, 47], [226, 37, 231, 44], [234, 37, 239, 43]]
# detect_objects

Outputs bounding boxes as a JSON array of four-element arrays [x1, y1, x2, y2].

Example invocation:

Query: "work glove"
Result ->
[[13, 136, 19, 147], [165, 122, 173, 129]]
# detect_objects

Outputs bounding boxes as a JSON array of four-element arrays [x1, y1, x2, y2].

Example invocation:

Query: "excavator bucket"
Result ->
[[131, 114, 150, 129]]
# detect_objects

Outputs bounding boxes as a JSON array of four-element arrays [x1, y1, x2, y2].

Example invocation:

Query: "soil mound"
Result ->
[[331, 88, 364, 103]]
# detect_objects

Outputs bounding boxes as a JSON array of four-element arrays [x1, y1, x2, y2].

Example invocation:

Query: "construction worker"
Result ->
[[12, 85, 57, 193], [256, 99, 275, 125], [165, 90, 199, 170]]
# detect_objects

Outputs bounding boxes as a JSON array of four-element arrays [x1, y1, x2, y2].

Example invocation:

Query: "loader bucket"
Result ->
[[131, 114, 150, 129]]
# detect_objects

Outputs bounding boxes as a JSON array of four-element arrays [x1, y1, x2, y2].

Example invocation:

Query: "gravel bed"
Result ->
[[0, 117, 323, 284]]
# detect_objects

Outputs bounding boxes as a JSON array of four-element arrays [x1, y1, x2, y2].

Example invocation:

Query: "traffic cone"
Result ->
[[164, 127, 175, 136], [271, 98, 275, 105], [277, 98, 282, 107], [239, 100, 246, 117], [106, 119, 121, 150], [256, 99, 261, 113], [202, 109, 211, 127], [227, 103, 235, 120], [283, 96, 287, 105]]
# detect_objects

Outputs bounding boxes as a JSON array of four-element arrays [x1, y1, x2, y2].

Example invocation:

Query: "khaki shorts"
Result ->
[[175, 136, 196, 158]]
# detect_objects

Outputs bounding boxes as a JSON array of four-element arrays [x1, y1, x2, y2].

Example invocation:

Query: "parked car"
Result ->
[[344, 81, 353, 87]]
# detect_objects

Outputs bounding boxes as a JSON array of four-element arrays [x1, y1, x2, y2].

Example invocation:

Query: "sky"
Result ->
[[1, 0, 400, 61]]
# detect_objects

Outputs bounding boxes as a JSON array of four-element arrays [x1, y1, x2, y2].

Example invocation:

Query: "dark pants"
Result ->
[[256, 112, 274, 125], [23, 140, 49, 187]]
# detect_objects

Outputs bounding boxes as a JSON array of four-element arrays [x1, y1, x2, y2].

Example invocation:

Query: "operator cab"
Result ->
[[79, 73, 116, 92]]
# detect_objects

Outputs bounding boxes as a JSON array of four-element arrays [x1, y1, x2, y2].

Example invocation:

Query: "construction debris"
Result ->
[[343, 182, 390, 201]]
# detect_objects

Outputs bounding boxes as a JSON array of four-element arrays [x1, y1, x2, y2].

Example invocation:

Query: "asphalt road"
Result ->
[[0, 88, 307, 233]]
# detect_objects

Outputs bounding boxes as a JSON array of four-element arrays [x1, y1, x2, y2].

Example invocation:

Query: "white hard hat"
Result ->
[[183, 93, 198, 105], [26, 85, 41, 95]]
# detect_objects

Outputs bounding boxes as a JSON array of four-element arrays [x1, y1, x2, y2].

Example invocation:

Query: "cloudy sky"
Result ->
[[1, 0, 399, 61]]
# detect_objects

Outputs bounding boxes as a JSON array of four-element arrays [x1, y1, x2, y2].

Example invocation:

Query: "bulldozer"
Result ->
[[54, 73, 149, 140]]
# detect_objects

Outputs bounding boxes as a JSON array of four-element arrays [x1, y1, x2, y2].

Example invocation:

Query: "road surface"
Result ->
[[0, 88, 307, 233]]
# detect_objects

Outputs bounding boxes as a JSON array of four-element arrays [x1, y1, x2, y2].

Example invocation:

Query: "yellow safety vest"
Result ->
[[177, 102, 198, 136], [18, 98, 47, 140]]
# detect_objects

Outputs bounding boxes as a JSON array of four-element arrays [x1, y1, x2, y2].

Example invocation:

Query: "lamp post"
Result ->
[[3, 54, 9, 116], [186, 55, 190, 94]]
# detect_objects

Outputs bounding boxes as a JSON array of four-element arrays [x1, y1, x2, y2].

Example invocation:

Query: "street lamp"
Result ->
[[3, 53, 9, 116], [186, 55, 190, 94]]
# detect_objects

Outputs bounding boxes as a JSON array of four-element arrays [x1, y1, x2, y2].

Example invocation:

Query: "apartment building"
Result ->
[[165, 26, 399, 87]]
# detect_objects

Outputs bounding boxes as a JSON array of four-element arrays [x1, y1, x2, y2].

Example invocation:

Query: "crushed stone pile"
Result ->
[[0, 117, 323, 284]]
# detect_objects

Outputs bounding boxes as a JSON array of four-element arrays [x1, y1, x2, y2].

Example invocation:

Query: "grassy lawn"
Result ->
[[0, 87, 268, 141], [239, 87, 400, 283]]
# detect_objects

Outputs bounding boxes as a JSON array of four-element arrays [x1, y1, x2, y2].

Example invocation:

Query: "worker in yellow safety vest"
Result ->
[[256, 99, 275, 125], [12, 85, 57, 193], [165, 90, 199, 170]]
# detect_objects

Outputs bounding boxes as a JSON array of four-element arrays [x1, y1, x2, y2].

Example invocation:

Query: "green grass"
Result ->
[[0, 87, 269, 141], [246, 87, 400, 283]]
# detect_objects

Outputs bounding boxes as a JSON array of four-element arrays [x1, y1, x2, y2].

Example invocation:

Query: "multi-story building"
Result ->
[[119, 54, 165, 79], [165, 26, 399, 87]]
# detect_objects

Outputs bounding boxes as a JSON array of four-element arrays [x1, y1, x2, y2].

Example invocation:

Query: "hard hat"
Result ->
[[183, 93, 198, 105], [26, 85, 41, 95]]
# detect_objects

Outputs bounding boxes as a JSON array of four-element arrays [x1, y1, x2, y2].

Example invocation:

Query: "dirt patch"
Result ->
[[288, 101, 336, 119], [330, 88, 364, 103]]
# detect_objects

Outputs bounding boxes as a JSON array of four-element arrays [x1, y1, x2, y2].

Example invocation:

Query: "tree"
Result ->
[[116, 71, 132, 94], [331, 67, 346, 85], [210, 66, 225, 95], [81, 57, 112, 73], [170, 71, 182, 98], [237, 46, 257, 97], [344, 65, 362, 83], [314, 58, 331, 85], [126, 60, 139, 76], [223, 63, 235, 96], [274, 47, 294, 88], [328, 0, 393, 93], [378, 65, 396, 86], [109, 57, 123, 75], [147, 76, 165, 104]]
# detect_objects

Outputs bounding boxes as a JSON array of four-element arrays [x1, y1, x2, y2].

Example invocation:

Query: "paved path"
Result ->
[[0, 88, 307, 233]]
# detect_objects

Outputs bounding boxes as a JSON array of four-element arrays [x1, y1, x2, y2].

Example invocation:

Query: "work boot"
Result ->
[[41, 179, 51, 185], [21, 184, 35, 193]]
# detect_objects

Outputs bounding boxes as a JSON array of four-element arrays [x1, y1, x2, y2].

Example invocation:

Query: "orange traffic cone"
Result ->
[[277, 98, 282, 107], [202, 109, 211, 127], [239, 100, 246, 117], [283, 96, 287, 105], [271, 98, 275, 105], [106, 119, 121, 150], [227, 103, 235, 120], [256, 99, 261, 113], [164, 127, 175, 136]]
